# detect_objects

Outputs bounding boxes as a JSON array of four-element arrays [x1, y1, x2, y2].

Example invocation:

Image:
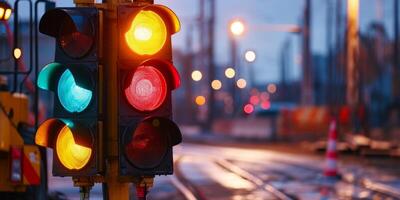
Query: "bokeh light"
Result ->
[[244, 104, 254, 114], [250, 95, 260, 105], [225, 68, 236, 79], [13, 48, 22, 59], [236, 78, 247, 89], [195, 96, 206, 106], [191, 70, 203, 81], [261, 101, 271, 110], [267, 83, 277, 94], [211, 80, 222, 90], [245, 50, 256, 63]]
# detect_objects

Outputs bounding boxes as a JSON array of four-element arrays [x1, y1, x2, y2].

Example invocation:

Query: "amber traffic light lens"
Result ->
[[124, 66, 167, 112], [125, 10, 167, 55], [125, 119, 168, 169], [59, 22, 94, 58], [56, 126, 92, 170]]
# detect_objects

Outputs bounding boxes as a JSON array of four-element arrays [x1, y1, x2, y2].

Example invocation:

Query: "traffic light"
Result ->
[[117, 4, 182, 177], [34, 7, 102, 176]]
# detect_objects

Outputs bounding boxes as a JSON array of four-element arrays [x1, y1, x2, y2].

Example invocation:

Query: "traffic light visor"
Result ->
[[124, 65, 167, 112], [125, 10, 167, 55], [35, 119, 93, 149], [38, 63, 94, 113], [39, 8, 97, 58]]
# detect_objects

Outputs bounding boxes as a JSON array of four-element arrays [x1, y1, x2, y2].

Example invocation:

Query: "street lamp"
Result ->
[[0, 1, 12, 21], [230, 20, 245, 36]]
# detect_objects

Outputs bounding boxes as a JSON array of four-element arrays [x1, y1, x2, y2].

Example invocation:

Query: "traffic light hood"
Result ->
[[38, 62, 94, 92], [39, 7, 96, 38], [141, 117, 182, 146], [35, 118, 93, 149], [141, 5, 180, 34], [140, 59, 181, 90]]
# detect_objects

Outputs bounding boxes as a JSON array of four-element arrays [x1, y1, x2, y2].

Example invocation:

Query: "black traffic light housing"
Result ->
[[35, 7, 103, 177], [116, 4, 182, 177]]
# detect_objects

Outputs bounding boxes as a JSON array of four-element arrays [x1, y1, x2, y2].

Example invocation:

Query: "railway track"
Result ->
[[172, 155, 296, 200], [172, 153, 400, 200]]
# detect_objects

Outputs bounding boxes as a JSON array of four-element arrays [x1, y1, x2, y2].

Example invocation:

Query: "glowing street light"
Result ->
[[245, 50, 256, 63], [225, 68, 236, 79], [191, 70, 202, 82], [230, 20, 245, 36], [236, 78, 247, 89], [0, 1, 12, 21], [211, 80, 222, 90]]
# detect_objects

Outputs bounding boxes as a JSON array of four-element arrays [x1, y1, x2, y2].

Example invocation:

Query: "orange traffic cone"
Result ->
[[324, 119, 340, 178]]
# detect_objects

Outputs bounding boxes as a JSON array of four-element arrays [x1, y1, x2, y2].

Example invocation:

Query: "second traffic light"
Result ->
[[35, 7, 103, 176], [117, 4, 182, 177]]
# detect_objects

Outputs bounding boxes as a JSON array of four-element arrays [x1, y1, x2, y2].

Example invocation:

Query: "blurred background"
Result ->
[[2, 0, 400, 199]]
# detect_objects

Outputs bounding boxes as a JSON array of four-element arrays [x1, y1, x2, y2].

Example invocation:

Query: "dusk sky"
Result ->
[[19, 0, 398, 83]]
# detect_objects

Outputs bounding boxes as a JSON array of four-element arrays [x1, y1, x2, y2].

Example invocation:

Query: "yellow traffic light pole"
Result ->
[[73, 0, 154, 199]]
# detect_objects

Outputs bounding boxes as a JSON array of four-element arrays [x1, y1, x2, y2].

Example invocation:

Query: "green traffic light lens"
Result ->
[[57, 69, 92, 113]]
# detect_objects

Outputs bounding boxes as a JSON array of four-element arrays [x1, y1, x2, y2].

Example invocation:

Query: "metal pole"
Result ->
[[346, 0, 360, 132], [230, 37, 237, 116], [393, 0, 399, 102], [100, 0, 130, 199], [301, 0, 313, 105], [206, 0, 216, 130]]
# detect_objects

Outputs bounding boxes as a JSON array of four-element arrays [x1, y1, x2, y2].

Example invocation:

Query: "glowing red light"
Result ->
[[261, 101, 271, 110], [249, 95, 260, 105], [125, 66, 167, 111], [244, 104, 254, 114]]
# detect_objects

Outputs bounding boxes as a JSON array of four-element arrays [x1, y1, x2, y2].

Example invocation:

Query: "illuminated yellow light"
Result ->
[[211, 80, 222, 90], [13, 48, 22, 59], [245, 50, 256, 63], [4, 9, 11, 20], [0, 8, 4, 19], [236, 78, 247, 89], [267, 83, 277, 94], [195, 96, 206, 106], [191, 70, 203, 81], [134, 26, 152, 41], [56, 126, 92, 170], [125, 10, 167, 55], [230, 20, 245, 36], [225, 68, 236, 79]]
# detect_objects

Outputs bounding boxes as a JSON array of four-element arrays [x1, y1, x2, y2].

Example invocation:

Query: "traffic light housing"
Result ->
[[35, 7, 103, 176], [117, 4, 182, 177]]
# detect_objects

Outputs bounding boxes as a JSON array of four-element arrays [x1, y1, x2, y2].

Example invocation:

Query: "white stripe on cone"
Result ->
[[327, 140, 336, 151]]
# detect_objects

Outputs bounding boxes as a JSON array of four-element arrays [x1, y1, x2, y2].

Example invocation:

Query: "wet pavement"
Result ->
[[47, 143, 400, 200]]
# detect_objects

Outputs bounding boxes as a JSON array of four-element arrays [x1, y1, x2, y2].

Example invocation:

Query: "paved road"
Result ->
[[48, 143, 400, 200]]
